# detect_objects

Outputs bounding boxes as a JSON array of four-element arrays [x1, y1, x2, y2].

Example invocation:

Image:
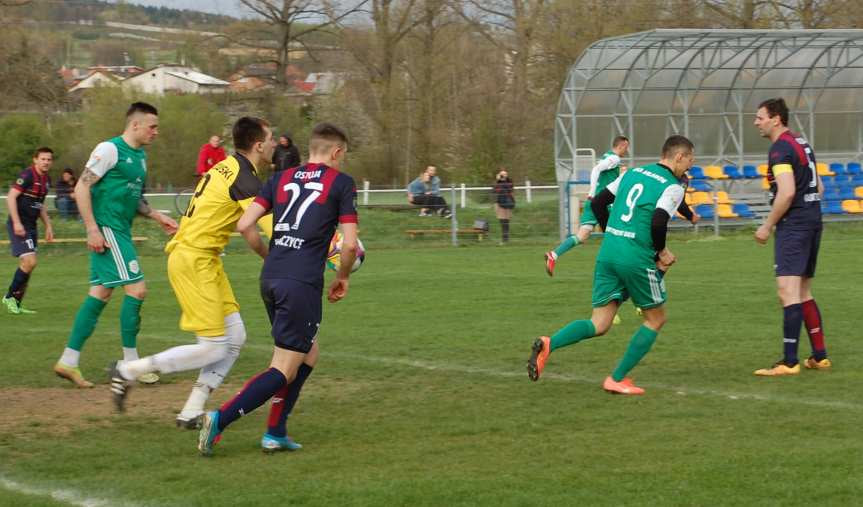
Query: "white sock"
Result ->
[[122, 347, 139, 362], [118, 357, 155, 380], [195, 313, 246, 390], [59, 348, 80, 368], [150, 336, 229, 375], [179, 383, 212, 418]]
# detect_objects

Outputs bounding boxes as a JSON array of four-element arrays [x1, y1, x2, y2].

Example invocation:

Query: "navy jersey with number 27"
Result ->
[[254, 163, 358, 288]]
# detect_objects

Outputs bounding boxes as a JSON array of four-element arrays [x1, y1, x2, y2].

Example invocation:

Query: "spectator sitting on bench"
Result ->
[[407, 165, 452, 218]]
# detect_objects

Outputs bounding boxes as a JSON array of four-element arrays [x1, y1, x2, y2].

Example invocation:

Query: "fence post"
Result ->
[[525, 180, 532, 203], [451, 185, 458, 246], [460, 183, 466, 208], [362, 180, 370, 205]]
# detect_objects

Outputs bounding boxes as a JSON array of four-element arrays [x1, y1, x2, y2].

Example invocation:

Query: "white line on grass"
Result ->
[[0, 475, 139, 507], [131, 333, 863, 412]]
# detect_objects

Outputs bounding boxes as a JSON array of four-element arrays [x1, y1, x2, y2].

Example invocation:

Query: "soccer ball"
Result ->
[[326, 230, 365, 273]]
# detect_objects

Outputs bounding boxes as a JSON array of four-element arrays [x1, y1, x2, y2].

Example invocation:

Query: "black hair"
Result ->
[[309, 122, 348, 154], [661, 135, 694, 158], [33, 147, 53, 158], [232, 117, 270, 151], [758, 97, 789, 127], [612, 135, 629, 148], [126, 102, 158, 117]]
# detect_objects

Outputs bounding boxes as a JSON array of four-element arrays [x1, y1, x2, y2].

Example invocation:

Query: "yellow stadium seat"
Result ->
[[704, 165, 729, 179], [816, 162, 835, 176], [690, 191, 712, 205], [761, 177, 770, 190], [855, 186, 863, 199], [717, 204, 738, 218], [757, 164, 768, 176], [841, 200, 862, 213], [715, 191, 733, 204]]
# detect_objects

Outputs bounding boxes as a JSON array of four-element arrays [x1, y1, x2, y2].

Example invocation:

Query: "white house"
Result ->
[[121, 65, 229, 95], [68, 70, 122, 93]]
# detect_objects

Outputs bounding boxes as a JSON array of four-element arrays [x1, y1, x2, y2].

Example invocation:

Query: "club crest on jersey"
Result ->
[[16, 178, 24, 185], [128, 260, 140, 274]]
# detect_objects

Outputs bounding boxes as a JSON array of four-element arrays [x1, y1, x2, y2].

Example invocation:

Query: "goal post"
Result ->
[[556, 148, 595, 241]]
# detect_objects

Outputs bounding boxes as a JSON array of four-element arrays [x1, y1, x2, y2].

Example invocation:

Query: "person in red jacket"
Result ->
[[196, 135, 226, 176]]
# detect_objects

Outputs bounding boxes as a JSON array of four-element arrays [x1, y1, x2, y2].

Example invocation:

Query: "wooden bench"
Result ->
[[404, 228, 487, 241]]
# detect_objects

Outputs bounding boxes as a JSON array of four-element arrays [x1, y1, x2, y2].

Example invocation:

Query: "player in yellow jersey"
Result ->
[[108, 117, 276, 424]]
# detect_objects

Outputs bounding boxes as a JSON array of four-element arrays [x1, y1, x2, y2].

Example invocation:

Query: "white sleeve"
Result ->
[[587, 155, 620, 197], [84, 142, 119, 178], [656, 184, 685, 216], [604, 174, 623, 196]]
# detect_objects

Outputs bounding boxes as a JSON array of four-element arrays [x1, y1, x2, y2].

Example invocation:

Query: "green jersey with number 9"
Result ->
[[596, 163, 685, 267]]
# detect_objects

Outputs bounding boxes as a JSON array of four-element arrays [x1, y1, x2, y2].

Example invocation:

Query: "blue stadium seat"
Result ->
[[695, 204, 714, 219], [847, 162, 862, 175], [689, 166, 705, 179], [830, 162, 846, 175], [837, 178, 854, 190], [732, 203, 754, 218], [839, 188, 856, 200], [742, 165, 759, 178], [690, 180, 711, 191], [852, 173, 863, 184], [823, 201, 844, 214], [822, 176, 838, 188], [723, 165, 743, 179], [823, 188, 841, 201]]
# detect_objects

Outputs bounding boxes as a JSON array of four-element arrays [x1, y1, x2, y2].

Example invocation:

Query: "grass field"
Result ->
[[1, 221, 862, 506]]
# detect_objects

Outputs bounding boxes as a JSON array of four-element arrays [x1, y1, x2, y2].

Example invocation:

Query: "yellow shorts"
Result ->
[[167, 246, 239, 337]]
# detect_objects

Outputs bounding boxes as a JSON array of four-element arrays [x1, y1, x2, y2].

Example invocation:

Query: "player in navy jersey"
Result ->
[[198, 122, 358, 456], [752, 97, 829, 376], [4, 147, 55, 314]]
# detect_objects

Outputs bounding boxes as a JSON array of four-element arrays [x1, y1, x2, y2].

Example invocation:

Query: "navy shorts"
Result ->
[[260, 277, 322, 353], [774, 225, 821, 277], [6, 220, 37, 257]]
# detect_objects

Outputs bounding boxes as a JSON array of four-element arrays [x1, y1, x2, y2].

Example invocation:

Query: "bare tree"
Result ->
[[768, 0, 847, 28], [227, 0, 367, 89], [701, 0, 774, 28]]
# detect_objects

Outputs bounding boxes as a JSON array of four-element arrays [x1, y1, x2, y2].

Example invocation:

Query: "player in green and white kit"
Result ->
[[528, 135, 694, 395], [544, 136, 629, 275], [53, 102, 178, 388]]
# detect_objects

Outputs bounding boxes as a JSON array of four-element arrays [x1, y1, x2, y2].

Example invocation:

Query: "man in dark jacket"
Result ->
[[273, 133, 301, 172]]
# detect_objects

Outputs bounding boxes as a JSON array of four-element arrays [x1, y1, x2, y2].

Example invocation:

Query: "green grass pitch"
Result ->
[[0, 223, 861, 506]]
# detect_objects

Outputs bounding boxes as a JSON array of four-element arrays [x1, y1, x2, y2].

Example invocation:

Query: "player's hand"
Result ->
[[86, 227, 109, 253], [327, 278, 349, 303], [691, 213, 701, 225], [12, 222, 25, 237], [754, 224, 771, 245], [45, 226, 54, 243], [657, 248, 675, 269], [157, 214, 179, 234], [620, 165, 628, 172]]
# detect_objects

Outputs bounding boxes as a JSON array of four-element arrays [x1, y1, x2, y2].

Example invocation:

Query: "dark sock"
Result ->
[[782, 304, 803, 365], [6, 268, 30, 302], [267, 363, 313, 438], [218, 368, 287, 431], [500, 219, 510, 242], [801, 299, 827, 360]]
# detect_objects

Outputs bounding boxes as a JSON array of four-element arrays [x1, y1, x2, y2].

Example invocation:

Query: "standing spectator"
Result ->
[[493, 168, 515, 243], [272, 132, 301, 172], [55, 168, 79, 219], [196, 135, 226, 177], [407, 165, 452, 218]]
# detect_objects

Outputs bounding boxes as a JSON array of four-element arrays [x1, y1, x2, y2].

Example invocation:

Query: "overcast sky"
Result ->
[[112, 0, 253, 17]]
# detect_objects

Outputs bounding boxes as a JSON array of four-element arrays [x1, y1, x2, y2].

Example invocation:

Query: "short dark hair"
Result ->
[[63, 168, 75, 176], [33, 147, 53, 158], [661, 135, 694, 158], [612, 135, 629, 148], [126, 102, 158, 118], [232, 117, 270, 151], [758, 97, 789, 127], [308, 122, 348, 154]]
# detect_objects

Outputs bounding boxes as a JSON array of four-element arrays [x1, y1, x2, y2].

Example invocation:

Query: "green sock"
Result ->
[[550, 319, 596, 352], [612, 325, 658, 381], [66, 296, 108, 351], [120, 295, 143, 349], [552, 235, 580, 258]]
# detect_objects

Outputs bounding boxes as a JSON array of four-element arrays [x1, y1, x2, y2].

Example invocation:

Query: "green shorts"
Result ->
[[579, 201, 611, 227], [89, 226, 143, 288], [591, 260, 666, 310]]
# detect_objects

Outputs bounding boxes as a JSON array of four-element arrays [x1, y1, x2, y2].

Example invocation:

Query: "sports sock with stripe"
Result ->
[[550, 319, 596, 351], [267, 363, 313, 438], [218, 368, 287, 431], [552, 235, 580, 258], [66, 296, 108, 352], [611, 325, 658, 382]]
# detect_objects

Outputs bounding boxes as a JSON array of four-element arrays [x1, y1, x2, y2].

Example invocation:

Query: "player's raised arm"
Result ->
[[237, 201, 269, 259]]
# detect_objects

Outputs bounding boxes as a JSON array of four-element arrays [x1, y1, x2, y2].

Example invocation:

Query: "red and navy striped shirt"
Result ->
[[10, 166, 50, 228], [767, 131, 822, 227], [254, 163, 357, 288]]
